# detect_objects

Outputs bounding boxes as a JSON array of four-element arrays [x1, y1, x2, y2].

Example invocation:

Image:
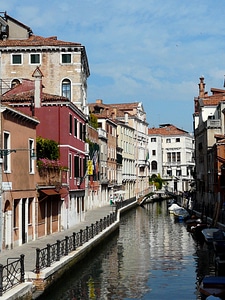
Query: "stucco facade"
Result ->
[[0, 12, 90, 116], [0, 105, 39, 249], [148, 124, 195, 193]]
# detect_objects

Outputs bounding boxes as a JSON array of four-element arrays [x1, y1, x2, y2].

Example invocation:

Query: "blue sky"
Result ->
[[4, 1, 225, 133]]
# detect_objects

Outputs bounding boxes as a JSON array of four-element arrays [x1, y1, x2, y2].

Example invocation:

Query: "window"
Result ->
[[152, 150, 156, 156], [176, 138, 180, 142], [167, 169, 172, 176], [12, 54, 22, 65], [30, 53, 41, 64], [167, 151, 181, 163], [74, 156, 79, 178], [166, 138, 171, 143], [151, 161, 157, 171], [167, 153, 171, 163], [83, 158, 86, 178], [11, 79, 20, 89], [69, 114, 72, 134], [29, 139, 35, 173], [69, 153, 72, 178], [151, 138, 156, 142], [172, 152, 176, 162], [176, 169, 182, 176], [80, 157, 83, 178], [79, 122, 83, 139], [61, 53, 72, 64], [83, 124, 86, 141], [62, 79, 71, 100], [3, 132, 10, 172], [74, 118, 77, 137]]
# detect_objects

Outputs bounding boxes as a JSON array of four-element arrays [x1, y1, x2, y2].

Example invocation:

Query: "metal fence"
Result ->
[[0, 255, 25, 296], [35, 212, 116, 273]]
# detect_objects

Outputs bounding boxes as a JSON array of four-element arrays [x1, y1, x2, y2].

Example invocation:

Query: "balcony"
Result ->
[[195, 119, 221, 135], [97, 128, 107, 139], [37, 167, 61, 186]]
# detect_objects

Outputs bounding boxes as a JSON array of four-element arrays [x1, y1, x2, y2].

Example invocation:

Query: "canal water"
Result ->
[[39, 201, 215, 300]]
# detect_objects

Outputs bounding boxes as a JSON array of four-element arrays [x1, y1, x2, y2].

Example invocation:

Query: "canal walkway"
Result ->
[[0, 204, 117, 300]]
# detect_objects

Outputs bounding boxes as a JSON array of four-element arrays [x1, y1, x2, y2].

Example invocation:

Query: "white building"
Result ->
[[148, 124, 195, 193]]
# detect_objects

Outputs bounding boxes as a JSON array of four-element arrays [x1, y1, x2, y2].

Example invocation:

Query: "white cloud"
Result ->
[[4, 0, 225, 132]]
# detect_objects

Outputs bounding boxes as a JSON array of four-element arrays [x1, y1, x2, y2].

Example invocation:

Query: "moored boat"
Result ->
[[199, 276, 225, 299], [186, 217, 202, 232], [168, 203, 180, 214], [201, 228, 225, 244], [190, 223, 208, 242], [173, 207, 189, 221]]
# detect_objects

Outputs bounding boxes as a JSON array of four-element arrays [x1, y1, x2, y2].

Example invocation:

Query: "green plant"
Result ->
[[89, 113, 98, 129], [36, 137, 68, 171], [36, 136, 59, 160]]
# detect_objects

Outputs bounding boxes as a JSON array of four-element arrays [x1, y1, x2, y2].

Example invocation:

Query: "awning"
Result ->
[[40, 188, 68, 196]]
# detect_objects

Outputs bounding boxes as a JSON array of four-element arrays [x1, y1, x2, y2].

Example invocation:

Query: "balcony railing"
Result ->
[[97, 128, 107, 139]]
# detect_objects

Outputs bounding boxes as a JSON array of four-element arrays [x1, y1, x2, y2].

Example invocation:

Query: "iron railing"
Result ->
[[35, 212, 116, 273], [0, 255, 25, 296]]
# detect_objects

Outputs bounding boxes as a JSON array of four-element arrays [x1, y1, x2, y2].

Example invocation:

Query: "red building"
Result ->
[[2, 67, 88, 236]]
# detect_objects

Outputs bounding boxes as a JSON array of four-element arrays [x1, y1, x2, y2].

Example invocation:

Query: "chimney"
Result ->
[[198, 76, 205, 98], [96, 99, 103, 104], [32, 67, 43, 108]]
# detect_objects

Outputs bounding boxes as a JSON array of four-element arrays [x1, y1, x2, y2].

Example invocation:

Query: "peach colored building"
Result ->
[[0, 105, 39, 249]]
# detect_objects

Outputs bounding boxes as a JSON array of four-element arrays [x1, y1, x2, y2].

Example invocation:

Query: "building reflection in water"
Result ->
[[38, 201, 213, 300]]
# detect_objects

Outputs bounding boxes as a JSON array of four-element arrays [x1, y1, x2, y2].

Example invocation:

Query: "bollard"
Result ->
[[36, 248, 41, 274], [65, 236, 69, 255], [80, 229, 83, 246], [56, 240, 60, 261], [73, 232, 76, 250], [47, 244, 51, 267], [86, 226, 89, 242], [20, 254, 25, 282], [91, 223, 94, 238]]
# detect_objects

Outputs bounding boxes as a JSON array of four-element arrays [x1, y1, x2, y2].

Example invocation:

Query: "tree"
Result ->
[[149, 174, 165, 190]]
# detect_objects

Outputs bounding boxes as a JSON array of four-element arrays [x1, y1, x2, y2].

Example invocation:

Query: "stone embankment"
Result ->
[[0, 200, 137, 300]]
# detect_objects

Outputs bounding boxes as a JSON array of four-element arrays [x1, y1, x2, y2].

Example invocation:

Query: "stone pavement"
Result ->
[[0, 204, 115, 273]]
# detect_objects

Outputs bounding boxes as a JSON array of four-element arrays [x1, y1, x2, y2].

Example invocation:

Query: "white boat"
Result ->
[[168, 203, 180, 214]]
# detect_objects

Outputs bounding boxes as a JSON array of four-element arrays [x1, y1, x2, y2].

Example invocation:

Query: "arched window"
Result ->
[[151, 161, 157, 171], [11, 79, 20, 89], [62, 79, 71, 100]]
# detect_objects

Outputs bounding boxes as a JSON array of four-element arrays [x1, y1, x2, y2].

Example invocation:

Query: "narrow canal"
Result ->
[[38, 201, 215, 300]]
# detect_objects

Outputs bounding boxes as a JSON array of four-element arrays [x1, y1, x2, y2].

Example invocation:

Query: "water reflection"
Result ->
[[38, 201, 214, 300]]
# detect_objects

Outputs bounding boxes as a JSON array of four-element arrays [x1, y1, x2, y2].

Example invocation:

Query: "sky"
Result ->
[[3, 1, 225, 133]]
